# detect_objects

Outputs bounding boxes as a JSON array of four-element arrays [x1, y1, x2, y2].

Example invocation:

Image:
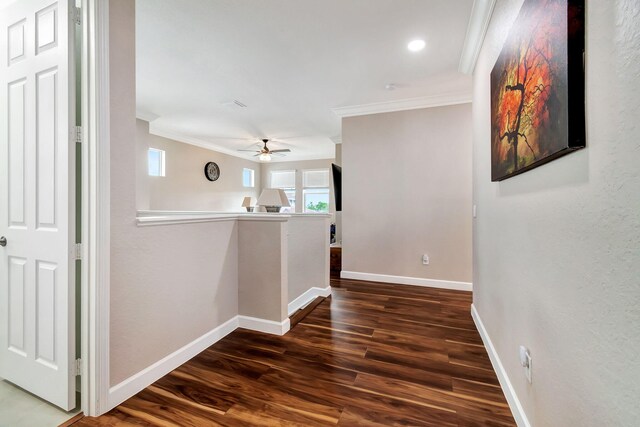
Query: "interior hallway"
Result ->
[[71, 278, 514, 426]]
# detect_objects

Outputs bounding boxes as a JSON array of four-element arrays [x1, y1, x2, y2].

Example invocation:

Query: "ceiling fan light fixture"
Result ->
[[259, 153, 272, 161]]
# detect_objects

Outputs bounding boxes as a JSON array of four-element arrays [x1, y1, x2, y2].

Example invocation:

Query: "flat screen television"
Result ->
[[331, 163, 342, 212]]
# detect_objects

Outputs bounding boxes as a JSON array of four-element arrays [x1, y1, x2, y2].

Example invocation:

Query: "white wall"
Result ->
[[472, 1, 640, 425], [109, 0, 241, 385], [342, 105, 473, 284], [287, 215, 330, 305], [136, 119, 261, 212], [238, 220, 287, 322], [261, 159, 336, 214]]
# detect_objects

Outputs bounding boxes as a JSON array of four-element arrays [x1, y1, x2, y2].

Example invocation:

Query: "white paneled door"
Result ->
[[0, 0, 76, 411]]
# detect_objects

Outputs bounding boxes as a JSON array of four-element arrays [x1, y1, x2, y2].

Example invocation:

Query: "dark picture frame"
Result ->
[[490, 0, 585, 181]]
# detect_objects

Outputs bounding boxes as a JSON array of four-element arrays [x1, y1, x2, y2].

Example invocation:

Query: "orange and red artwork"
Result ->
[[490, 0, 585, 181]]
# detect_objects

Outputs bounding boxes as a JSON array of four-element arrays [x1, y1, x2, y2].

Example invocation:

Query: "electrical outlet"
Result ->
[[525, 352, 532, 383], [519, 346, 532, 383], [422, 254, 429, 265]]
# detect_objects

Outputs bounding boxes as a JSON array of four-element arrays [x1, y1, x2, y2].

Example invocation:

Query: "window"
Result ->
[[271, 170, 296, 212], [148, 148, 165, 177], [242, 168, 255, 187], [282, 190, 296, 213], [303, 188, 329, 213], [270, 170, 295, 189], [303, 169, 330, 188], [303, 169, 330, 213]]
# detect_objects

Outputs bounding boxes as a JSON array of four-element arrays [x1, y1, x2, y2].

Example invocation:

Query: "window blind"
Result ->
[[271, 170, 296, 188], [303, 169, 329, 188]]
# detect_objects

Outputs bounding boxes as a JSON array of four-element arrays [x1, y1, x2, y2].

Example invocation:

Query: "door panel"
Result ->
[[8, 257, 26, 355], [8, 79, 26, 227], [36, 67, 59, 228], [0, 0, 75, 411]]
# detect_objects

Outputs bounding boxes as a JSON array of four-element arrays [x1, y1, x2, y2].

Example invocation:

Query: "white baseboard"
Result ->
[[340, 270, 472, 292], [288, 286, 332, 316], [471, 304, 531, 427], [107, 313, 291, 412], [238, 315, 290, 336], [107, 316, 239, 411]]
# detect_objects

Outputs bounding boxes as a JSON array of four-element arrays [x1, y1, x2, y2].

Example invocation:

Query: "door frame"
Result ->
[[79, 0, 110, 417]]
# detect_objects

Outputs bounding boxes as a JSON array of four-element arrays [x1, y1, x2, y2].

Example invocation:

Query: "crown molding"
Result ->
[[459, 0, 497, 74], [147, 123, 262, 163], [331, 91, 472, 118], [146, 123, 334, 164]]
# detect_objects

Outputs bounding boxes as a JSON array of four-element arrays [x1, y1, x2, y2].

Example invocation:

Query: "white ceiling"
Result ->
[[136, 0, 474, 162]]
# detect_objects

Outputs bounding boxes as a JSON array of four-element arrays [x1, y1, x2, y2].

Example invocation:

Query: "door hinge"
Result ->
[[74, 243, 83, 260], [75, 126, 82, 143], [73, 7, 82, 25], [74, 358, 82, 376]]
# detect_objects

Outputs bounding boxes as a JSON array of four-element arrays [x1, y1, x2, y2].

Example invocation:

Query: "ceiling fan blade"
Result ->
[[238, 149, 259, 152], [271, 152, 286, 157], [269, 149, 291, 153]]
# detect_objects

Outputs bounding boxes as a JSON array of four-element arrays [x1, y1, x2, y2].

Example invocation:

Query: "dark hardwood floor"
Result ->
[[72, 278, 515, 426]]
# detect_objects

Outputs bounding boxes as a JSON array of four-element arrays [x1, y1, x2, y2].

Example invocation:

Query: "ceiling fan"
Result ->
[[238, 139, 290, 161]]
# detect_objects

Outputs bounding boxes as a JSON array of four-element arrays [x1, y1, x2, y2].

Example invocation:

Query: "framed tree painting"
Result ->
[[490, 0, 585, 181]]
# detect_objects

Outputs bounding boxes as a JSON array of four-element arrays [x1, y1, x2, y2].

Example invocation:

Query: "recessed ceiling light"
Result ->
[[385, 83, 397, 91], [407, 39, 426, 52]]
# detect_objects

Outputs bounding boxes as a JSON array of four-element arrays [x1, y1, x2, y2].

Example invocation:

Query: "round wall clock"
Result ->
[[204, 162, 220, 181]]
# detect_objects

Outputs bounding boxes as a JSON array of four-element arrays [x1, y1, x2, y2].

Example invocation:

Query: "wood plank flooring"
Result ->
[[289, 296, 325, 328], [72, 278, 515, 426]]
